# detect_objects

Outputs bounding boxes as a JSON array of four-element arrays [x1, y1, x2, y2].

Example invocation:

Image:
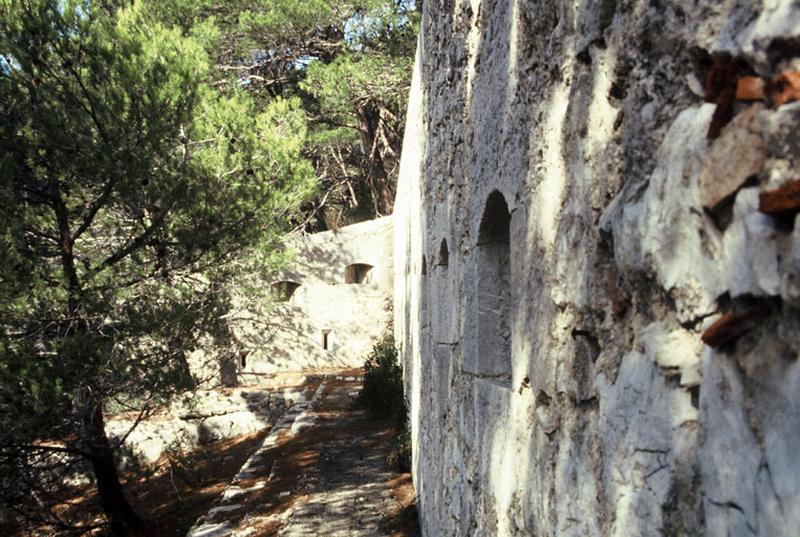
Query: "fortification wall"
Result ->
[[395, 1, 800, 535], [241, 216, 394, 381]]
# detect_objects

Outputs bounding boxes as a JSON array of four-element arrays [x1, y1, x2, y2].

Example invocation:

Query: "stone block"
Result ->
[[723, 188, 781, 297], [783, 214, 800, 303], [736, 76, 765, 101], [641, 322, 702, 386], [759, 101, 800, 162], [770, 70, 800, 106], [699, 104, 766, 211]]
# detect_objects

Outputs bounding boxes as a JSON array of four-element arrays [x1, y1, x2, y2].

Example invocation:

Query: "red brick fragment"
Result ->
[[705, 55, 742, 140], [705, 54, 740, 102], [736, 76, 765, 101], [701, 312, 754, 348], [759, 180, 800, 216], [769, 71, 800, 106]]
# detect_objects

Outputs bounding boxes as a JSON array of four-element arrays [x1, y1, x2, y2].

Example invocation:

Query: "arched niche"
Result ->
[[271, 280, 301, 302], [475, 190, 512, 383], [432, 237, 455, 346], [438, 239, 449, 267], [345, 263, 373, 284]]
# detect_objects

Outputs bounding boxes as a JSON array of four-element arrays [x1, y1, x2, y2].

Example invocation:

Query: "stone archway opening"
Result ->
[[345, 263, 374, 284], [438, 239, 449, 268], [476, 190, 511, 383], [271, 281, 301, 302], [322, 329, 333, 351]]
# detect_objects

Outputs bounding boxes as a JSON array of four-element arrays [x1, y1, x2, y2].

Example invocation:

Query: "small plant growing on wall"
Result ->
[[354, 336, 411, 471]]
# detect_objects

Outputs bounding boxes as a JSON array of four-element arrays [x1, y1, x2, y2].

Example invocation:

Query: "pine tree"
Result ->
[[145, 0, 419, 230], [0, 1, 314, 533]]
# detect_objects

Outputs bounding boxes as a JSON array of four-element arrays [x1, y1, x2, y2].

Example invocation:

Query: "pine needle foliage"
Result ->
[[0, 0, 315, 533], [142, 0, 420, 230]]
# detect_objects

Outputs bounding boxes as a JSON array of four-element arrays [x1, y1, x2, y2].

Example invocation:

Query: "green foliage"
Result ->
[[238, 0, 337, 43], [142, 0, 419, 229], [302, 53, 411, 119], [0, 0, 316, 531], [389, 426, 411, 473], [354, 338, 404, 422], [236, 0, 400, 52], [0, 0, 314, 412], [354, 337, 410, 471], [0, 0, 417, 530]]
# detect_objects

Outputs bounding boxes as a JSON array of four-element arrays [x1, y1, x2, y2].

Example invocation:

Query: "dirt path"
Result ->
[[187, 375, 419, 537]]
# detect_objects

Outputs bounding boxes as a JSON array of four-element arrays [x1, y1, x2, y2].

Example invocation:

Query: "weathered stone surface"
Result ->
[[106, 386, 292, 464], [187, 217, 394, 386], [603, 104, 725, 322], [208, 505, 242, 518], [700, 340, 800, 536], [595, 350, 697, 537], [738, 1, 800, 74], [393, 1, 800, 536], [760, 101, 800, 165], [642, 322, 703, 385], [187, 521, 232, 537], [723, 187, 781, 297], [106, 418, 198, 464], [782, 214, 800, 303], [240, 218, 394, 380], [699, 104, 766, 211]]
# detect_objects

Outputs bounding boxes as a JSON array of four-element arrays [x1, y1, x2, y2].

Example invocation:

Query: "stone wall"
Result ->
[[394, 1, 800, 535], [107, 382, 307, 464], [239, 216, 394, 381]]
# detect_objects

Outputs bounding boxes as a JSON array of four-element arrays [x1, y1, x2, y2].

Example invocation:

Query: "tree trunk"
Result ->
[[357, 104, 394, 216], [82, 390, 145, 536]]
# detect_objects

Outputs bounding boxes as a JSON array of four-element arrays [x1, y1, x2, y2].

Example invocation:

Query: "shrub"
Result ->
[[354, 338, 405, 426], [388, 427, 412, 473], [355, 338, 411, 470]]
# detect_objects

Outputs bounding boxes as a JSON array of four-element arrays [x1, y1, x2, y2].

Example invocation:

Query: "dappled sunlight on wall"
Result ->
[[239, 216, 394, 382], [394, 0, 800, 535]]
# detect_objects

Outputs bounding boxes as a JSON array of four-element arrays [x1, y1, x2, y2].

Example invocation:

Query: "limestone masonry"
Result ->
[[393, 0, 800, 535], [237, 216, 394, 383]]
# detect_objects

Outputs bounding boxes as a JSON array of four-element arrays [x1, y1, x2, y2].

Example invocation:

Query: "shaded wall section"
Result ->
[[395, 0, 800, 535]]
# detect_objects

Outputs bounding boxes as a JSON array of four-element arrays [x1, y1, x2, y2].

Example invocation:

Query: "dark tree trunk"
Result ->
[[357, 104, 395, 216], [82, 391, 145, 536]]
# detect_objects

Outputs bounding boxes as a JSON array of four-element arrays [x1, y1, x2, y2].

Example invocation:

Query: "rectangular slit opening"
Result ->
[[322, 329, 332, 351]]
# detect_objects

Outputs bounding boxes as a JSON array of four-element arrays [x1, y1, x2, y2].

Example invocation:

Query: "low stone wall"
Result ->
[[107, 384, 307, 465]]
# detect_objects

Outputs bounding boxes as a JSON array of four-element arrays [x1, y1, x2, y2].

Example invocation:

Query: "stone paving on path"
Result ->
[[186, 375, 401, 537], [277, 384, 395, 537]]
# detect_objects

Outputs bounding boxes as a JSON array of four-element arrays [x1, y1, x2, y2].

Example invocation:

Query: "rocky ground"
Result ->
[[186, 373, 419, 537], [15, 371, 417, 536]]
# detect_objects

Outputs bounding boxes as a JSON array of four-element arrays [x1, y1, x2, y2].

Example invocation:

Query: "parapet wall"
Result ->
[[395, 1, 800, 536]]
